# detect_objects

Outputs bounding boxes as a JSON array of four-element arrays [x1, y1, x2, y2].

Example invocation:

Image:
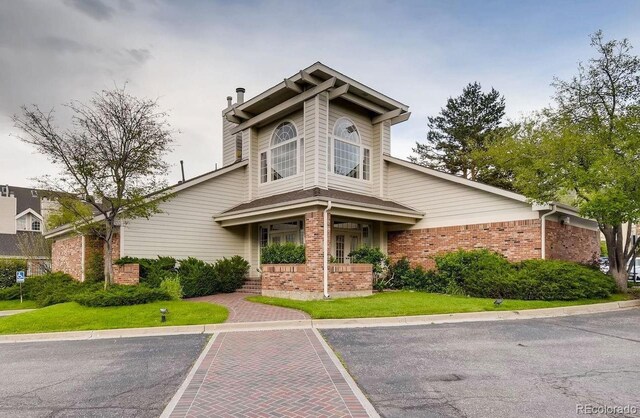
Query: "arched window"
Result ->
[[332, 117, 369, 180], [264, 121, 299, 182]]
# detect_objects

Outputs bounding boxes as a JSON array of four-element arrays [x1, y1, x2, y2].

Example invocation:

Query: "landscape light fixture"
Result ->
[[160, 308, 168, 322]]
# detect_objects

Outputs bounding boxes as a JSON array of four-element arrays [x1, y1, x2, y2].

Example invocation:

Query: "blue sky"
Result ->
[[1, 0, 639, 186]]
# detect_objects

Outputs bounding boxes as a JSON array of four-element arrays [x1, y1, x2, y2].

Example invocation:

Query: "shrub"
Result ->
[[435, 249, 513, 290], [159, 274, 183, 300], [115, 256, 177, 288], [386, 257, 412, 289], [403, 265, 449, 293], [260, 243, 305, 264], [0, 259, 27, 288], [84, 252, 104, 283], [22, 272, 85, 307], [0, 285, 20, 300], [511, 259, 616, 300], [213, 256, 250, 293], [178, 257, 217, 298], [74, 285, 172, 307], [348, 246, 388, 277]]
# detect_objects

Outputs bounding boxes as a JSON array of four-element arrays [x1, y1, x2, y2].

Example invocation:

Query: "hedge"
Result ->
[[73, 285, 172, 307], [260, 243, 305, 264], [0, 259, 27, 288]]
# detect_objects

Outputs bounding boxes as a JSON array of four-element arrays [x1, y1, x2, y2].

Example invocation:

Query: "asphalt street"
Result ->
[[323, 310, 640, 418], [0, 335, 208, 418]]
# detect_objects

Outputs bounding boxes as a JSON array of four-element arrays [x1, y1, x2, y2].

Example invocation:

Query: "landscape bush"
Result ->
[[0, 258, 27, 288], [115, 256, 177, 288], [74, 285, 172, 307], [84, 252, 104, 283], [260, 243, 305, 264], [177, 257, 217, 298], [213, 256, 250, 293], [0, 285, 20, 300], [159, 274, 183, 300], [348, 246, 388, 276]]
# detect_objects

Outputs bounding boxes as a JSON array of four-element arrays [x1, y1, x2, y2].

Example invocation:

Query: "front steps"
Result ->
[[238, 278, 261, 294]]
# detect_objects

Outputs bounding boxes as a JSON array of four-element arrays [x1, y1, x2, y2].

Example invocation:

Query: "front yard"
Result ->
[[0, 300, 38, 310], [248, 291, 629, 319], [0, 300, 227, 334]]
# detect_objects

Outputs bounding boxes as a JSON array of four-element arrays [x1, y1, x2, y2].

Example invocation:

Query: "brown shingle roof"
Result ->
[[221, 187, 420, 215]]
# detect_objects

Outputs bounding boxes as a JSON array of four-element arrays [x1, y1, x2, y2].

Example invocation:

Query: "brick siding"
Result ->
[[113, 263, 140, 285], [388, 220, 543, 269], [545, 220, 600, 264], [51, 232, 121, 281]]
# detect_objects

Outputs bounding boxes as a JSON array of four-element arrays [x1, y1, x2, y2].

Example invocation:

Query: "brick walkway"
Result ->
[[190, 292, 309, 323], [168, 329, 371, 417]]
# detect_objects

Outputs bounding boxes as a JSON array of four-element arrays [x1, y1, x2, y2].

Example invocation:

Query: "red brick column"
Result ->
[[304, 210, 328, 293]]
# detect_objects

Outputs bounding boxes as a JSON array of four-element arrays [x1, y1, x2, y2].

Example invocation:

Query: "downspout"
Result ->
[[323, 201, 332, 298], [540, 204, 558, 259]]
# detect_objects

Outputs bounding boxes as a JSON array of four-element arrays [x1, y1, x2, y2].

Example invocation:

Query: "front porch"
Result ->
[[214, 190, 423, 300]]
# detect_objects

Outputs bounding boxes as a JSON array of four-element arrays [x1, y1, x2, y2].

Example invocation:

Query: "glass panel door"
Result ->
[[335, 235, 345, 263]]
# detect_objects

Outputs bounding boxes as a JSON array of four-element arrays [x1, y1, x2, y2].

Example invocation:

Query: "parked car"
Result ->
[[599, 256, 609, 274], [628, 257, 640, 282]]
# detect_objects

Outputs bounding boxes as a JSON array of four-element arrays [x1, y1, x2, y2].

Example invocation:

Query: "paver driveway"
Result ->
[[167, 329, 373, 417], [190, 292, 309, 322]]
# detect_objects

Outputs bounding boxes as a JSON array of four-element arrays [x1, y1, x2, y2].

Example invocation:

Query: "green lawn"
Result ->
[[0, 301, 228, 334], [0, 300, 38, 311], [247, 291, 628, 319]]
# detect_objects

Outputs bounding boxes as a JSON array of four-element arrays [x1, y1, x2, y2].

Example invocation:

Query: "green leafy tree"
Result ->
[[410, 82, 513, 189], [13, 87, 174, 288], [483, 31, 640, 291]]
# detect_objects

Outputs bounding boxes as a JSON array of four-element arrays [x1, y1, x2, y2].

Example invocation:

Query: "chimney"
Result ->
[[226, 96, 233, 107], [236, 87, 245, 104]]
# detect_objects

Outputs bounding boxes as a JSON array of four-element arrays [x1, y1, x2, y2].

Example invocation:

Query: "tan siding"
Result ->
[[248, 127, 259, 200], [0, 196, 16, 234], [387, 163, 538, 229], [327, 102, 374, 195], [304, 98, 316, 188], [222, 117, 239, 167], [371, 123, 382, 197], [123, 167, 248, 265], [255, 109, 305, 197], [317, 92, 329, 188]]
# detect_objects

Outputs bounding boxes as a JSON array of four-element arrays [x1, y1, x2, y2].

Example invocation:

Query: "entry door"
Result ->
[[334, 232, 361, 263]]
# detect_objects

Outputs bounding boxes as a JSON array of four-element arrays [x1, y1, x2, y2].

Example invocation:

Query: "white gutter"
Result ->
[[540, 204, 558, 259], [323, 201, 332, 298]]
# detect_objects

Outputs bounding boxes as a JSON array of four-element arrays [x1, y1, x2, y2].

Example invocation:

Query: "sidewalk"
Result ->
[[162, 329, 377, 417], [0, 299, 638, 343]]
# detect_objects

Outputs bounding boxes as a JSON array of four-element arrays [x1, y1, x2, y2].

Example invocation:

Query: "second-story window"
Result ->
[[268, 121, 300, 182], [332, 117, 370, 180]]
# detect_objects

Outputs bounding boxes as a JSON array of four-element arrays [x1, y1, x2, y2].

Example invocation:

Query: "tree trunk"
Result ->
[[103, 225, 114, 290], [602, 224, 628, 292]]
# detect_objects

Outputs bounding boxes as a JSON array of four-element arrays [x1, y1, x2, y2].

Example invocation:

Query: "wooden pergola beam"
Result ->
[[372, 108, 402, 124], [328, 84, 350, 100], [284, 78, 303, 93]]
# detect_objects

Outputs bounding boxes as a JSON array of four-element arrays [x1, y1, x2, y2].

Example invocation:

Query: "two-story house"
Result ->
[[46, 63, 600, 299], [0, 185, 52, 275]]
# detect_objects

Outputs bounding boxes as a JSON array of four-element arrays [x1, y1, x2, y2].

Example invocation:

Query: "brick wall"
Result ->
[[51, 235, 83, 280], [546, 220, 600, 264], [51, 232, 120, 281], [260, 210, 373, 300], [113, 263, 140, 285], [388, 220, 543, 269]]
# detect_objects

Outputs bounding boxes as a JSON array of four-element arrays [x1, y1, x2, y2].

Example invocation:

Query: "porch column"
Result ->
[[305, 210, 330, 293]]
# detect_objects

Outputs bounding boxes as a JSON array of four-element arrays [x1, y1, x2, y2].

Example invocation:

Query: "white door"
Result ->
[[333, 232, 361, 263]]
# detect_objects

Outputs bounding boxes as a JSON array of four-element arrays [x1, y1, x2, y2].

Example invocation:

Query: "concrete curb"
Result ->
[[312, 328, 380, 417], [159, 333, 218, 418], [0, 299, 637, 343]]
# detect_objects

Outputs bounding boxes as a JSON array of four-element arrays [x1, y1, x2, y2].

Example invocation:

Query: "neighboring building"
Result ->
[[0, 185, 51, 275], [45, 62, 600, 299]]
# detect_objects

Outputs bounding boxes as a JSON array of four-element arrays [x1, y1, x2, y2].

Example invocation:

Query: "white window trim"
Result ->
[[259, 120, 303, 185], [330, 117, 371, 182]]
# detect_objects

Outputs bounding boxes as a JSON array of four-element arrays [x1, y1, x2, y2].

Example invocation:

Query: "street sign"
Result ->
[[16, 271, 25, 283]]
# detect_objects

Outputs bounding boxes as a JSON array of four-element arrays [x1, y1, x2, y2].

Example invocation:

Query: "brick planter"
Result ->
[[261, 263, 373, 300], [112, 263, 140, 285]]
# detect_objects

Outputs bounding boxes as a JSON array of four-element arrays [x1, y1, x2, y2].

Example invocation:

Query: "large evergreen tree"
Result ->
[[410, 82, 512, 189]]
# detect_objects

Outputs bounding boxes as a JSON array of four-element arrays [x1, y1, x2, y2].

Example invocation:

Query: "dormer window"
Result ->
[[260, 121, 302, 183], [332, 117, 370, 180]]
